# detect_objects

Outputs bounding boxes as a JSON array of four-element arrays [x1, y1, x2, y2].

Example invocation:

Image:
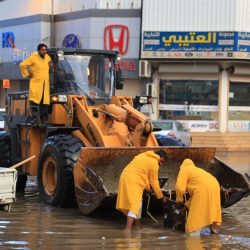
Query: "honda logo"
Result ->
[[104, 25, 129, 55]]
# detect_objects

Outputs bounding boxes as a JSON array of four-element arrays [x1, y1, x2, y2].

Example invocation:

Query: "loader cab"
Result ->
[[48, 48, 123, 104]]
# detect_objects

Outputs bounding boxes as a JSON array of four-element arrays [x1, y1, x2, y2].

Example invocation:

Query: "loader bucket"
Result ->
[[73, 147, 250, 215]]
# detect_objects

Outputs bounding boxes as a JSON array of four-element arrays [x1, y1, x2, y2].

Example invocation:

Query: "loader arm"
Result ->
[[72, 96, 158, 147], [73, 96, 106, 147], [111, 96, 158, 146]]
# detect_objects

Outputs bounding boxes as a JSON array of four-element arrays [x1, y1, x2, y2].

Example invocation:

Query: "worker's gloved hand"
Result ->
[[161, 196, 169, 204], [179, 205, 188, 215], [144, 188, 153, 196], [175, 201, 185, 209]]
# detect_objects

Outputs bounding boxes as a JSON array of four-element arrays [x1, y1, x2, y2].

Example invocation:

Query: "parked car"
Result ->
[[155, 134, 185, 146], [152, 120, 192, 146]]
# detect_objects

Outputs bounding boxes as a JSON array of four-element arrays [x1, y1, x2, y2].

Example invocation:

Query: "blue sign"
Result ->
[[62, 34, 81, 48], [142, 31, 250, 59], [2, 32, 15, 48], [12, 50, 30, 64]]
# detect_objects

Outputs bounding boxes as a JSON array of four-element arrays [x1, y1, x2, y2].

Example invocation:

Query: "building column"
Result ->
[[149, 70, 159, 120], [219, 69, 229, 132]]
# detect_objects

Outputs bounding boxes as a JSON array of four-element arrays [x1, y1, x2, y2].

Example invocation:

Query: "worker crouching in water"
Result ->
[[116, 150, 168, 231], [176, 159, 222, 235]]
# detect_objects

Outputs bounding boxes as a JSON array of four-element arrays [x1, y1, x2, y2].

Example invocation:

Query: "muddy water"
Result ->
[[0, 153, 249, 249]]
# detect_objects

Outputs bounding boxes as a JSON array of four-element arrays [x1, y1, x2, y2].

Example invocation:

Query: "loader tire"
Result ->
[[37, 134, 84, 207], [0, 131, 11, 167]]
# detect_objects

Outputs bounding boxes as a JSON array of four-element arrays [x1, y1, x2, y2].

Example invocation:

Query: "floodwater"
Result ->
[[0, 152, 249, 249]]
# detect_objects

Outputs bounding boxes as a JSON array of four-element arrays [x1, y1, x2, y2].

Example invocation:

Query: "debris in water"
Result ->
[[225, 235, 232, 241], [158, 236, 168, 240]]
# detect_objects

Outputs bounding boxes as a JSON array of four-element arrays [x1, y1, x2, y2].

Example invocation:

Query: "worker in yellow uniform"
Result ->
[[176, 159, 222, 235], [116, 150, 168, 231], [19, 43, 51, 124]]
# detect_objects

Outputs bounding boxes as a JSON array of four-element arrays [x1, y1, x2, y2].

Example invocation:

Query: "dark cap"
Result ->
[[37, 43, 48, 51], [155, 150, 168, 160]]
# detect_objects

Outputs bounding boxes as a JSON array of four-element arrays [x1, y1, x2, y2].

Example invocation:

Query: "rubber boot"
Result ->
[[40, 104, 49, 123], [30, 103, 40, 124]]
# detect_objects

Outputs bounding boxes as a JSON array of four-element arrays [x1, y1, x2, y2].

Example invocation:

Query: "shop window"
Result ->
[[228, 81, 250, 131], [229, 82, 250, 106], [160, 80, 218, 105], [159, 79, 218, 121]]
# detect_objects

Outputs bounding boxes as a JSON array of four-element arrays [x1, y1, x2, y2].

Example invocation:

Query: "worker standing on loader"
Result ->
[[19, 43, 51, 124], [176, 159, 222, 235], [116, 150, 168, 231]]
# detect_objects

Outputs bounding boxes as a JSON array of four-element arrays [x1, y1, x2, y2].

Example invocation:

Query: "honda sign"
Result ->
[[104, 25, 129, 55]]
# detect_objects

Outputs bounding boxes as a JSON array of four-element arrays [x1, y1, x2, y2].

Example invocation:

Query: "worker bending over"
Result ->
[[116, 150, 168, 231], [176, 159, 222, 235]]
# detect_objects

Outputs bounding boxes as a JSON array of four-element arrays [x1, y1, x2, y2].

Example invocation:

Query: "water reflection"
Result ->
[[185, 235, 222, 250], [114, 233, 142, 249], [0, 194, 249, 250]]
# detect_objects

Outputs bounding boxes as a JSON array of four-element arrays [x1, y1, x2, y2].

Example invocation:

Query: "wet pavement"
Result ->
[[216, 151, 250, 175], [0, 152, 249, 249]]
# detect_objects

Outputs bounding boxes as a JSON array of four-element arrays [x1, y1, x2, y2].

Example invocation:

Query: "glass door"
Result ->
[[228, 81, 250, 131]]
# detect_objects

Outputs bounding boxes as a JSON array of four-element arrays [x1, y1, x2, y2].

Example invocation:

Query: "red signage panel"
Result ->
[[104, 25, 129, 55], [2, 79, 10, 89]]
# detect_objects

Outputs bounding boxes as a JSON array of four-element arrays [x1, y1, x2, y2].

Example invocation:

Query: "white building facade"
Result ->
[[0, 0, 250, 133]]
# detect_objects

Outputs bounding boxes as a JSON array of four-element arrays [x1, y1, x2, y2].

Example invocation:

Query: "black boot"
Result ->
[[29, 102, 41, 124], [40, 104, 49, 123]]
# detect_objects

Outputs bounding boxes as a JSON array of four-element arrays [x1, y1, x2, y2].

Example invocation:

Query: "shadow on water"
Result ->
[[0, 151, 249, 249]]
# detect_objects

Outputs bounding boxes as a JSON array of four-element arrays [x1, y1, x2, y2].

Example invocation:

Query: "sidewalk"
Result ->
[[191, 132, 250, 152]]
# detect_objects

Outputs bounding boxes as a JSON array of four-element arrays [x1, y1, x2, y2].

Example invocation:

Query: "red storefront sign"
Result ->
[[104, 25, 129, 55], [115, 61, 136, 71]]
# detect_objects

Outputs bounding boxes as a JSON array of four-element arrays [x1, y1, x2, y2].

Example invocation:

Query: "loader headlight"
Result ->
[[51, 95, 67, 103], [57, 49, 64, 57], [138, 96, 148, 104], [136, 96, 152, 104], [58, 95, 67, 102]]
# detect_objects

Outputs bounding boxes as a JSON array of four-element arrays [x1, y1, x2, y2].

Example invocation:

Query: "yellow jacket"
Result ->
[[176, 159, 222, 233], [116, 151, 163, 216], [19, 52, 51, 104]]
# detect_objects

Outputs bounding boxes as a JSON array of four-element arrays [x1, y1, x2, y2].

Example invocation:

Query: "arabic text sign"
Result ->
[[142, 31, 250, 59]]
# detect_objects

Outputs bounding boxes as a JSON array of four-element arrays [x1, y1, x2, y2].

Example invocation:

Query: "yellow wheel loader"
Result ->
[[0, 48, 249, 215]]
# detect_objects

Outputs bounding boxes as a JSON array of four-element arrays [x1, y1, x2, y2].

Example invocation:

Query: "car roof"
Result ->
[[151, 120, 174, 123], [151, 120, 178, 122], [154, 134, 185, 146]]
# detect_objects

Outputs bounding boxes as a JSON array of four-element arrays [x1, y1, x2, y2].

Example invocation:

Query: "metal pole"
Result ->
[[10, 155, 36, 169], [51, 0, 55, 47]]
